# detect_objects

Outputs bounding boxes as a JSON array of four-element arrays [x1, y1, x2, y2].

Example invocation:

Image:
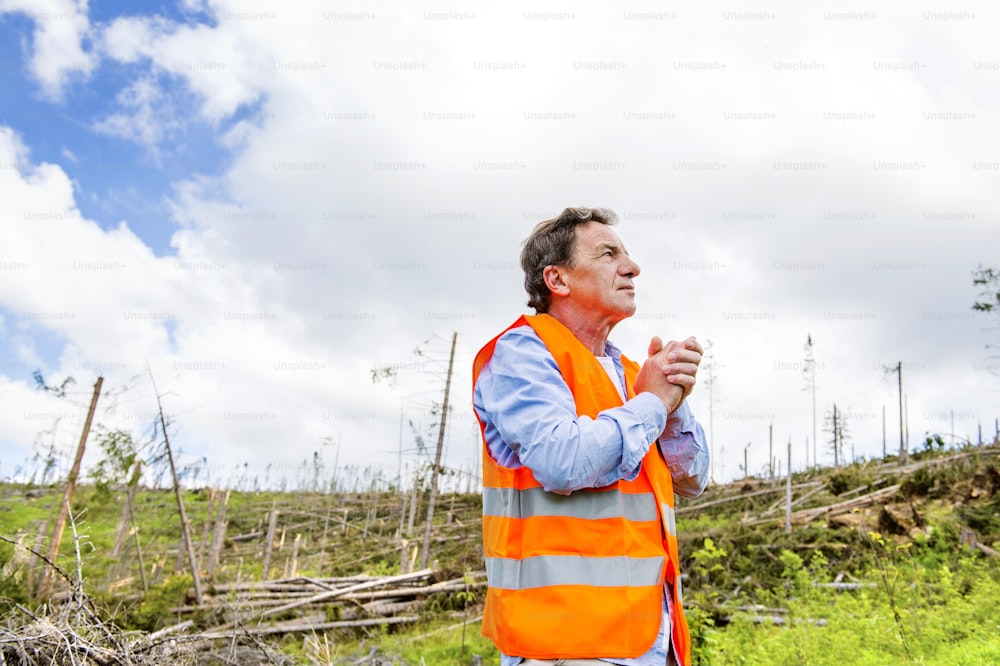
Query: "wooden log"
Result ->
[[197, 487, 217, 570], [147, 619, 195, 641], [210, 574, 375, 593], [835, 478, 888, 500], [791, 485, 900, 524], [287, 533, 302, 578], [151, 369, 203, 605], [318, 490, 335, 571], [218, 577, 467, 605], [206, 497, 228, 577], [397, 493, 408, 573], [759, 482, 827, 517], [112, 489, 131, 559], [743, 484, 900, 527], [228, 530, 264, 543], [341, 600, 420, 620], [261, 505, 278, 580], [180, 575, 465, 613], [38, 376, 102, 599], [676, 482, 823, 515], [196, 615, 419, 639], [203, 569, 434, 633]]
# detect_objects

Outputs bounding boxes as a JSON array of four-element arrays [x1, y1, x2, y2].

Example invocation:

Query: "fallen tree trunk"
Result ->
[[677, 482, 823, 515], [194, 615, 420, 640], [203, 569, 434, 634], [743, 484, 900, 527], [177, 575, 478, 613]]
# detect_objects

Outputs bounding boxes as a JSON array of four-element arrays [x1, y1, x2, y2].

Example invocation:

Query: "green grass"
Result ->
[[3, 444, 1000, 664], [276, 616, 503, 665], [696, 551, 1000, 665], [367, 617, 500, 665]]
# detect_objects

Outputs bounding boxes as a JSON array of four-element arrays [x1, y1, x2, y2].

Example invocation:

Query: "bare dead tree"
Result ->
[[802, 334, 818, 468], [148, 367, 203, 605], [37, 376, 103, 599], [420, 331, 457, 570]]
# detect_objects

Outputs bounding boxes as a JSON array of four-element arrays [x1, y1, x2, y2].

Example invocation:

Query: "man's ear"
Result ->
[[543, 265, 570, 296]]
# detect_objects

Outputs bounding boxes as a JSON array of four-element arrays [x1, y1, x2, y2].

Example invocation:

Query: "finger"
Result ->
[[683, 336, 704, 355], [666, 374, 697, 387], [663, 363, 699, 378], [665, 349, 702, 366], [662, 339, 684, 361], [648, 336, 664, 357]]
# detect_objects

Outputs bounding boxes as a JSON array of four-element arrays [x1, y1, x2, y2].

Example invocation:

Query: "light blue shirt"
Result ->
[[473, 324, 710, 666]]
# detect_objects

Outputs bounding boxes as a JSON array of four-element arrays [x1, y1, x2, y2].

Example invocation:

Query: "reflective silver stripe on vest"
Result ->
[[483, 486, 656, 522], [661, 502, 677, 538], [486, 555, 664, 590]]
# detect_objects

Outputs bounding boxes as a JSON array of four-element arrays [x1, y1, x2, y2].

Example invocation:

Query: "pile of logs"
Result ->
[[167, 569, 486, 639]]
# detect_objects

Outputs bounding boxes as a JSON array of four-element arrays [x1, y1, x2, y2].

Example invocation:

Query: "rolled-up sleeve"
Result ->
[[473, 327, 667, 493], [658, 401, 710, 498]]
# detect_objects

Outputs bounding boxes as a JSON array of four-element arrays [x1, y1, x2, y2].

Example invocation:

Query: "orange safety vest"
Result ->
[[472, 314, 691, 665]]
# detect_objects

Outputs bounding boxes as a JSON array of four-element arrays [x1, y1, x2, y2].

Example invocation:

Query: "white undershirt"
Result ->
[[597, 355, 626, 401]]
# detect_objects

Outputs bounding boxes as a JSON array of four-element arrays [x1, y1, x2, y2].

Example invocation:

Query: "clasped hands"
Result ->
[[634, 335, 703, 414]]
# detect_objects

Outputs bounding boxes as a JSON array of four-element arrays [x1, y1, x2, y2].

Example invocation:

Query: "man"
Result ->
[[472, 207, 710, 666]]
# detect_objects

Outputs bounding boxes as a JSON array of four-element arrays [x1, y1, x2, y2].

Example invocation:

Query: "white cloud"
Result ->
[[0, 124, 433, 488], [91, 76, 179, 149], [0, 0, 96, 99], [2, 2, 999, 487], [99, 12, 268, 122], [96, 14, 154, 63]]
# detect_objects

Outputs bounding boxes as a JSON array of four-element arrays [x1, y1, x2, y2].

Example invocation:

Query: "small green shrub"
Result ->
[[121, 575, 193, 632], [827, 467, 866, 496]]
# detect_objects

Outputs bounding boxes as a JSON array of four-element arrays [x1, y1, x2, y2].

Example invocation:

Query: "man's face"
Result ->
[[561, 221, 641, 325]]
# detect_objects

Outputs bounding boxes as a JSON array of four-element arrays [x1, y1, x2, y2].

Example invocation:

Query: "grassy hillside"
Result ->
[[2, 441, 999, 664]]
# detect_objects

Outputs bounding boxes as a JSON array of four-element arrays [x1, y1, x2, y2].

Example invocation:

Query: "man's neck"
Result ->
[[545, 306, 615, 356]]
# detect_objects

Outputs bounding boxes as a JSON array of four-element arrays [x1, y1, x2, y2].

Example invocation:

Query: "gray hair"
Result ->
[[520, 207, 618, 313]]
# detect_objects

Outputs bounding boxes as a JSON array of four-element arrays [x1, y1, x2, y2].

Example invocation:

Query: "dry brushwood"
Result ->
[[0, 591, 293, 666], [0, 534, 290, 666]]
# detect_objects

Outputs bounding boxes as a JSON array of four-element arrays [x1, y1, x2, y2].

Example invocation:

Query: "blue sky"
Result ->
[[1, 6, 234, 248], [0, 1, 998, 490], [0, 1, 247, 380]]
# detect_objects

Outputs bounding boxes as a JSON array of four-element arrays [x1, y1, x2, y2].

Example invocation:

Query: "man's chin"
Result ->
[[616, 306, 638, 321]]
